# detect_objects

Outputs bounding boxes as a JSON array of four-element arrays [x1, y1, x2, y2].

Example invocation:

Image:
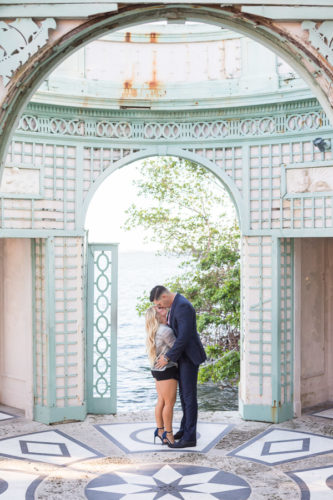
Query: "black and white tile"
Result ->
[[228, 428, 333, 465], [95, 422, 233, 454], [0, 430, 103, 466], [287, 464, 333, 499], [311, 408, 333, 420], [0, 411, 17, 422], [0, 469, 44, 499], [85, 463, 252, 499]]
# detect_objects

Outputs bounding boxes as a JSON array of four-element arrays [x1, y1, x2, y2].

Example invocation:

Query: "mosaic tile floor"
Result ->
[[0, 411, 17, 422], [228, 427, 333, 465], [85, 464, 252, 499], [95, 422, 233, 453], [0, 469, 44, 500], [0, 411, 332, 499], [0, 430, 103, 466], [287, 464, 333, 500], [312, 408, 333, 420]]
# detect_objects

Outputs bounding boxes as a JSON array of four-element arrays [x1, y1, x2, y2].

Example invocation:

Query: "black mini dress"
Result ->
[[151, 365, 178, 381]]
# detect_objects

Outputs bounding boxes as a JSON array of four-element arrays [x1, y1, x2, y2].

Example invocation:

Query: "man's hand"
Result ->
[[155, 355, 168, 369]]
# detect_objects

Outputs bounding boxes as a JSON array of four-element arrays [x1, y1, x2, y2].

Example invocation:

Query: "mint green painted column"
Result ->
[[239, 237, 294, 423], [32, 236, 87, 424]]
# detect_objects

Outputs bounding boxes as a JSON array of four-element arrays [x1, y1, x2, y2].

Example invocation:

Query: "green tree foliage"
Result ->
[[124, 157, 241, 385]]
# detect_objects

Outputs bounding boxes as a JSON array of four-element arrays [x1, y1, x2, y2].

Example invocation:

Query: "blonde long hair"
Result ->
[[145, 306, 159, 365]]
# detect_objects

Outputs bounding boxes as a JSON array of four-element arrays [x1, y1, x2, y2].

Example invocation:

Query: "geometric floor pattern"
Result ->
[[287, 464, 333, 499], [85, 463, 252, 499], [312, 408, 333, 420], [0, 420, 332, 498], [0, 411, 17, 422], [94, 422, 234, 454], [0, 469, 44, 500], [0, 430, 103, 466], [228, 428, 333, 465]]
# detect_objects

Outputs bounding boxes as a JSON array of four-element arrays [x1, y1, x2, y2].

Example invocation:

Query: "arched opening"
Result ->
[[84, 153, 240, 413], [82, 148, 243, 228]]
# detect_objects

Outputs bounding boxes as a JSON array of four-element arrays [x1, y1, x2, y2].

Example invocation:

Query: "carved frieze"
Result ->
[[302, 21, 333, 67], [17, 109, 329, 141], [0, 18, 56, 86]]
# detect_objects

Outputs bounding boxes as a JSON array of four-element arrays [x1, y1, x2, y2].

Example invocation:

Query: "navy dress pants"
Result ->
[[178, 357, 199, 442]]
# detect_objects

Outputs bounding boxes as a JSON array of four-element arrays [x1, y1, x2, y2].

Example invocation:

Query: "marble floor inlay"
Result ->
[[85, 463, 252, 499], [287, 464, 333, 499], [95, 422, 233, 454], [0, 411, 17, 422], [0, 469, 44, 499], [0, 430, 103, 466], [228, 428, 333, 465], [312, 408, 333, 420]]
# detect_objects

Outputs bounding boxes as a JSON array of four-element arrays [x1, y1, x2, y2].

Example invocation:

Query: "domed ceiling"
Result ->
[[33, 21, 310, 110]]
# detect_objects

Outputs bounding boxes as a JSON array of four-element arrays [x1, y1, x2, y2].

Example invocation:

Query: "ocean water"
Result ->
[[117, 251, 238, 412]]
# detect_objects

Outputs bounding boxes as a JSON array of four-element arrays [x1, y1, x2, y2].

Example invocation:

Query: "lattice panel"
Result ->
[[93, 249, 112, 398], [279, 238, 294, 406], [33, 238, 47, 407], [53, 236, 84, 407], [86, 244, 118, 413], [82, 147, 139, 201], [249, 141, 333, 230], [185, 146, 243, 193], [241, 236, 273, 404], [1, 141, 76, 231]]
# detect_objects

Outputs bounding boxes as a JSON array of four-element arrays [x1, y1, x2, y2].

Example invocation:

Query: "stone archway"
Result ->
[[83, 150, 241, 415], [1, 3, 333, 178]]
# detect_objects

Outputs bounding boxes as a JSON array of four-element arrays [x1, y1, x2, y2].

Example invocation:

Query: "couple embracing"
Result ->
[[145, 285, 206, 448]]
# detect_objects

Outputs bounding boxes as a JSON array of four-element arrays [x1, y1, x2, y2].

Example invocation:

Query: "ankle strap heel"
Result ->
[[161, 430, 174, 445], [154, 427, 164, 444]]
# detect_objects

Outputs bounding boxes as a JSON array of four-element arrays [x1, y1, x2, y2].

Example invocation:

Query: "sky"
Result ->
[[85, 160, 160, 252]]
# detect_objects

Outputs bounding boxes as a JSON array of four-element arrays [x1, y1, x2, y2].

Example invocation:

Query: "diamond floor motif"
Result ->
[[95, 422, 233, 453], [228, 428, 333, 465], [287, 464, 333, 499], [85, 463, 252, 499], [0, 412, 17, 422], [0, 430, 103, 466], [312, 408, 333, 420]]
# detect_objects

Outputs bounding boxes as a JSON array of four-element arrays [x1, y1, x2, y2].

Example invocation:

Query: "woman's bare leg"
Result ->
[[156, 379, 177, 443], [155, 380, 165, 439]]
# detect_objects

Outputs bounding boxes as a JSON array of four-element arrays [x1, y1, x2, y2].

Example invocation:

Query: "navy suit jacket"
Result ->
[[166, 293, 207, 366]]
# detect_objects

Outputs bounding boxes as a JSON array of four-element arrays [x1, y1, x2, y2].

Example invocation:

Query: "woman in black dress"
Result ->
[[145, 305, 178, 445]]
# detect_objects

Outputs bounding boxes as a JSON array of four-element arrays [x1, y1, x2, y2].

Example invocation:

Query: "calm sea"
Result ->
[[117, 251, 238, 412]]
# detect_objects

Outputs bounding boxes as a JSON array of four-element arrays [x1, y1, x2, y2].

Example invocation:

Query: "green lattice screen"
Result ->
[[86, 243, 118, 414]]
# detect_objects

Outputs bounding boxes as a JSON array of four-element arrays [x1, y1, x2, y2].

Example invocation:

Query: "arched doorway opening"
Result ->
[[83, 152, 241, 414]]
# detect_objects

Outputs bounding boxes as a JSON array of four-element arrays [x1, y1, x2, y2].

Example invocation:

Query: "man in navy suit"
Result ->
[[151, 285, 206, 448]]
